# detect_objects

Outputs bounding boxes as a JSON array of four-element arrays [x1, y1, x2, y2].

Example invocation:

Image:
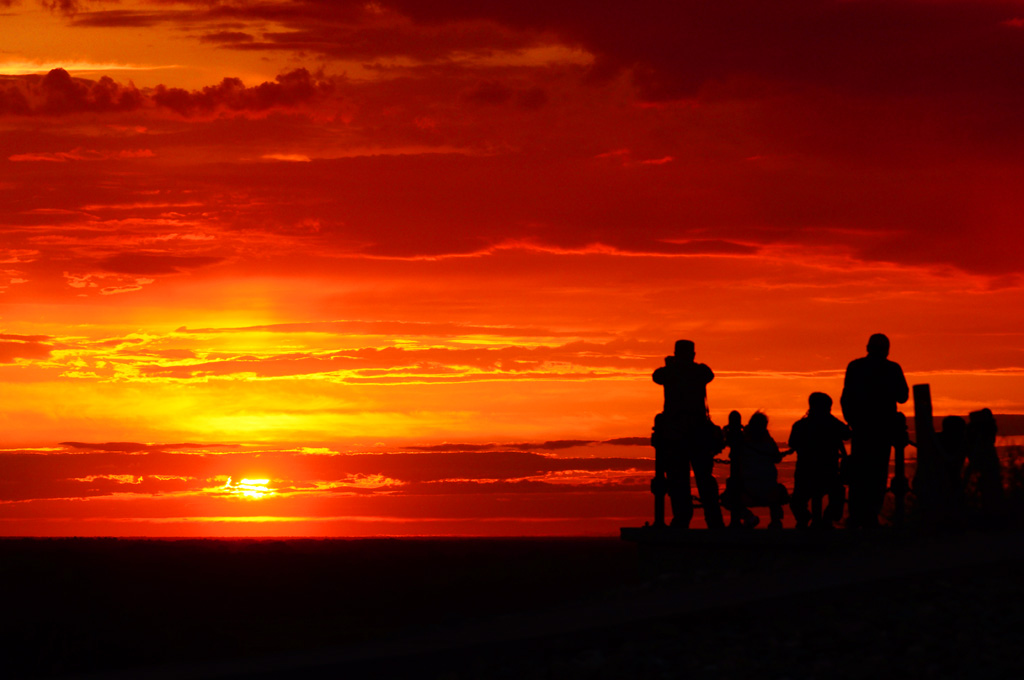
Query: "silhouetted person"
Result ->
[[890, 412, 914, 526], [938, 416, 968, 475], [841, 333, 909, 528], [652, 340, 724, 529], [788, 393, 851, 529], [965, 408, 1004, 523], [722, 410, 755, 528], [722, 411, 787, 529], [724, 409, 744, 488]]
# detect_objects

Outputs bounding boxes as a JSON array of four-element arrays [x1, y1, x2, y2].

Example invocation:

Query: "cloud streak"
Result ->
[[0, 445, 653, 503], [0, 68, 333, 117], [9, 148, 153, 162], [0, 334, 54, 363]]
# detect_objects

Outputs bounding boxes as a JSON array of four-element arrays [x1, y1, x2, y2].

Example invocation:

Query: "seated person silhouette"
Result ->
[[965, 408, 1004, 522], [938, 415, 969, 517], [721, 411, 788, 529], [912, 414, 969, 526], [787, 393, 851, 529]]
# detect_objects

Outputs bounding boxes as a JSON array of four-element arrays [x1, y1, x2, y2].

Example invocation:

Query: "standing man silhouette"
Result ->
[[652, 339, 724, 529], [840, 333, 909, 528]]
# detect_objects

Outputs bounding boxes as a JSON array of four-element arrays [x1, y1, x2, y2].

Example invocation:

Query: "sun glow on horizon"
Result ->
[[223, 477, 275, 500], [0, 60, 182, 75]]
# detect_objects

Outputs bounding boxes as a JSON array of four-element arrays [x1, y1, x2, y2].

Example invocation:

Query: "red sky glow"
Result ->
[[2, 0, 1024, 536]]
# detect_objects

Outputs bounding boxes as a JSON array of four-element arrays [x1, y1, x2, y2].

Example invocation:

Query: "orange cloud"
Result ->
[[0, 334, 53, 363]]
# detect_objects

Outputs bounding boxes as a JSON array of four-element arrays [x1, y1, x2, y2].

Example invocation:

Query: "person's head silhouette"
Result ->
[[941, 415, 966, 438], [808, 392, 833, 416], [969, 408, 995, 428], [866, 333, 890, 359], [728, 410, 742, 428], [674, 339, 695, 362], [968, 408, 997, 444], [746, 411, 768, 434]]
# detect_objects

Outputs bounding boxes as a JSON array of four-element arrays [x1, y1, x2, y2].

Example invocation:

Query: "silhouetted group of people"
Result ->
[[650, 334, 1004, 530], [916, 407, 1005, 525]]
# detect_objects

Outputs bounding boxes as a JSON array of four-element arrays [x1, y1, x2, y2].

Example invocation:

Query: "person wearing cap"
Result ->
[[652, 339, 724, 529], [840, 333, 909, 528]]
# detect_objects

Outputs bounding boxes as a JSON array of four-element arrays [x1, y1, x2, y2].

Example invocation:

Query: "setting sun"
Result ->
[[223, 478, 275, 500]]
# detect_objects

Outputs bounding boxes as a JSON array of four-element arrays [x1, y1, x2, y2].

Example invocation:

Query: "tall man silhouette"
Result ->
[[652, 339, 724, 529], [840, 333, 909, 528]]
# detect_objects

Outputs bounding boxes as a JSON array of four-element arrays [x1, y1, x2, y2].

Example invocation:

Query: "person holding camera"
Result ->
[[652, 340, 724, 529]]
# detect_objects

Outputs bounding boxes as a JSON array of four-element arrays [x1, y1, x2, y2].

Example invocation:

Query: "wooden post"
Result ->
[[912, 383, 939, 519], [913, 384, 934, 443]]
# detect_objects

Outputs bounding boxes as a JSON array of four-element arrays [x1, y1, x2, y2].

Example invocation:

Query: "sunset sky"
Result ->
[[2, 0, 1024, 536]]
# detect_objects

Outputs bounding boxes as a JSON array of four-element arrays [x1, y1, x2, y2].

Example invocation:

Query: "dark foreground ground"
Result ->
[[2, 531, 1023, 679]]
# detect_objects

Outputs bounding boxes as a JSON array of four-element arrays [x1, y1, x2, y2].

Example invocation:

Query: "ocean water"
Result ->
[[1, 440, 1018, 536]]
